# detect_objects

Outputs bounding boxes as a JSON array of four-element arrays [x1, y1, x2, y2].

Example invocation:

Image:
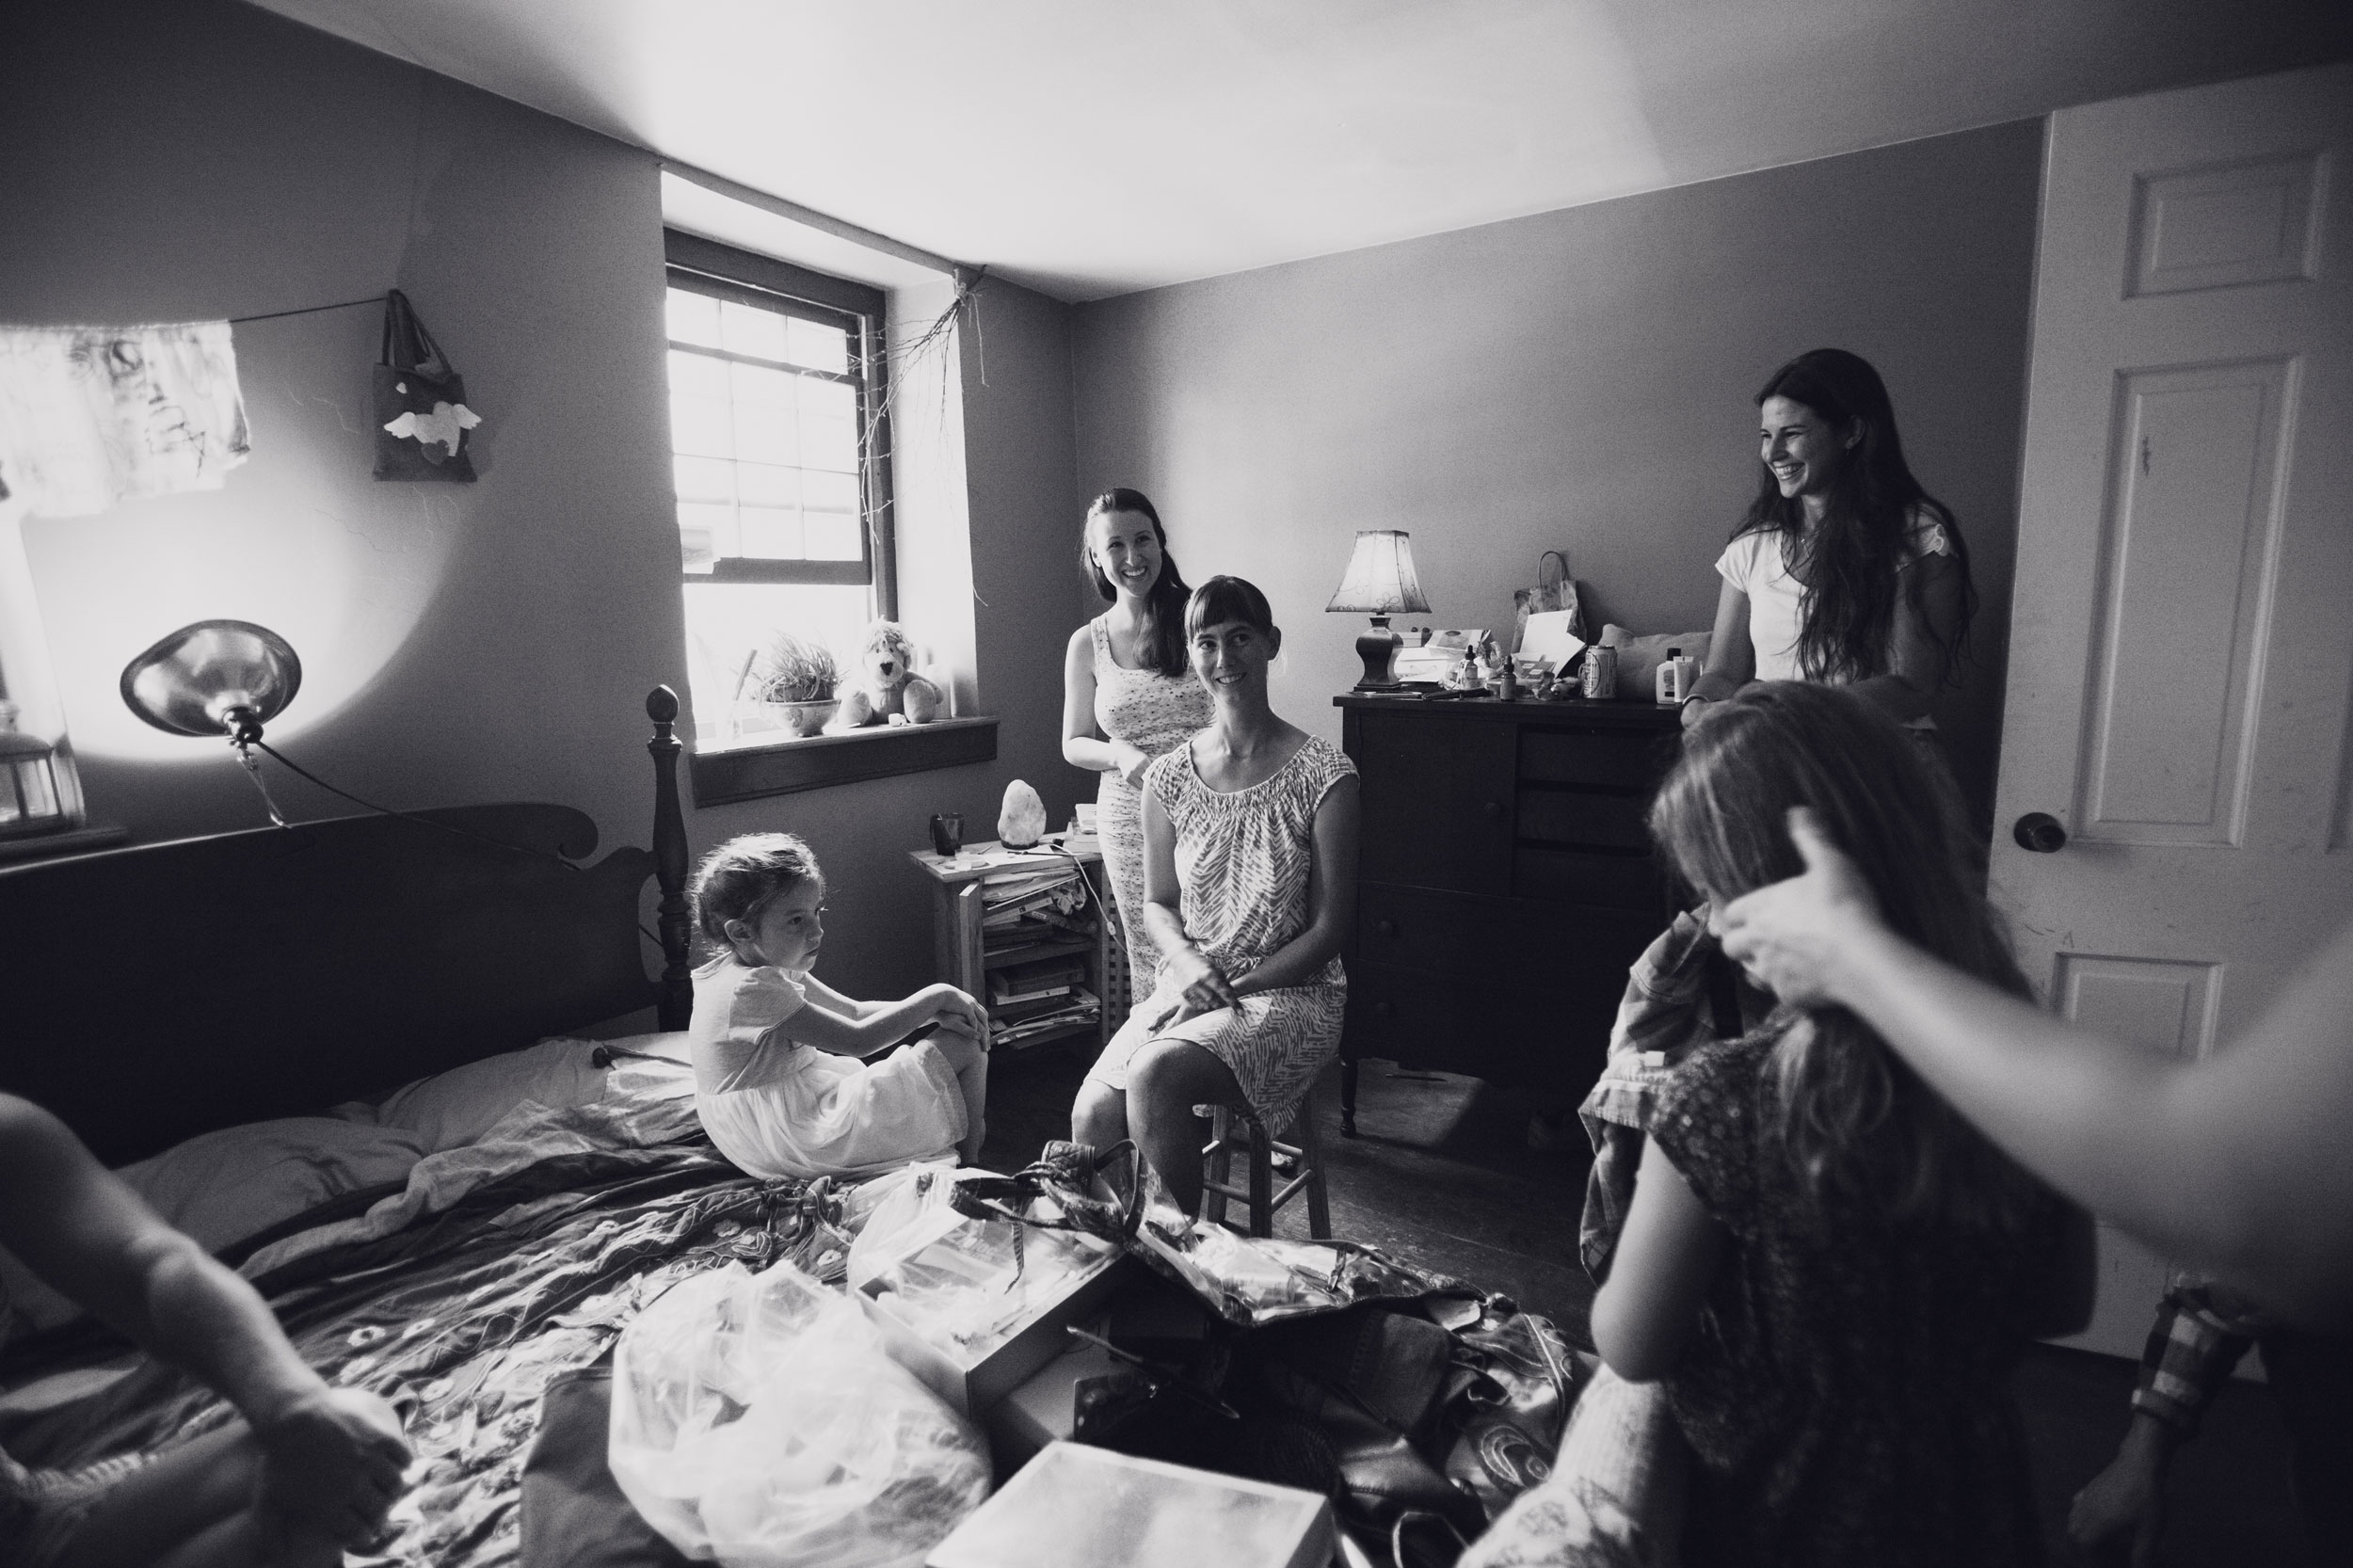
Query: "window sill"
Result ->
[[689, 715, 998, 806]]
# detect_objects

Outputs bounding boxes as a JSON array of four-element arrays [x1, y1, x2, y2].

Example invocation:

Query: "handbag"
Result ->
[[373, 289, 480, 482], [1511, 550, 1586, 656]]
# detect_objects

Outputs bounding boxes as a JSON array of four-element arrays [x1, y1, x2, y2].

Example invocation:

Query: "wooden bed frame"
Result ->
[[0, 688, 695, 1166]]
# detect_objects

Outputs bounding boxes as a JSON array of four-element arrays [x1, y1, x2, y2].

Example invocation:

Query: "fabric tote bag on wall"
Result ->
[[373, 290, 480, 482]]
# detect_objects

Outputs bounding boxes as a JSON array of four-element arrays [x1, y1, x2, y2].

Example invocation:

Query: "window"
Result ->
[[664, 231, 895, 751]]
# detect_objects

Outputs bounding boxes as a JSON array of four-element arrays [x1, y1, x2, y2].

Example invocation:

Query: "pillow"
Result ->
[[1598, 625, 1712, 702], [357, 1031, 696, 1155], [1, 1116, 428, 1337]]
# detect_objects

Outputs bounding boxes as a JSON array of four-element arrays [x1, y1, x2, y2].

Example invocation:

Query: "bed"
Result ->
[[0, 687, 848, 1568]]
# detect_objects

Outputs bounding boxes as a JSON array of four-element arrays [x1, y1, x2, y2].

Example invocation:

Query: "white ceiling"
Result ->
[[247, 0, 2349, 302]]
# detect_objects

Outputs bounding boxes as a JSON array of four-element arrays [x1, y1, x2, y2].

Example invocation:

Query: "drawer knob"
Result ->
[[1481, 800, 1501, 819], [1373, 1000, 1397, 1018], [1374, 919, 1398, 937]]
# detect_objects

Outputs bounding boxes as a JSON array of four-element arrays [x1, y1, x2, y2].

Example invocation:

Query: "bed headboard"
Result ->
[[0, 688, 694, 1166]]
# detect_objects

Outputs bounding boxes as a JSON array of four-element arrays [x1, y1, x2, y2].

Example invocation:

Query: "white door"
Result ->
[[1993, 60, 2353, 1358]]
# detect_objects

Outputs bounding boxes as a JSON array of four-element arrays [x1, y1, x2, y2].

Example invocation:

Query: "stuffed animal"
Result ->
[[839, 619, 943, 727]]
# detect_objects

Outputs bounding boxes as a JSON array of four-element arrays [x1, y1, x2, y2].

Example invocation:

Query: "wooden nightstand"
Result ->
[[907, 836, 1113, 1055]]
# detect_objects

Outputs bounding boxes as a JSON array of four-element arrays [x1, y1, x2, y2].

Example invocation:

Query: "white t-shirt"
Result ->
[[1715, 508, 1951, 724]]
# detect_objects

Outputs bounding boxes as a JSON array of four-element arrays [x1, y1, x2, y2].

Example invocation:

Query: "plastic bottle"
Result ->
[[1655, 647, 1698, 706]]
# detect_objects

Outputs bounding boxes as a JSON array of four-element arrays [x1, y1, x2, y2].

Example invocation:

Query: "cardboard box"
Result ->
[[858, 1240, 1134, 1419], [927, 1441, 1337, 1568], [983, 1336, 1125, 1471]]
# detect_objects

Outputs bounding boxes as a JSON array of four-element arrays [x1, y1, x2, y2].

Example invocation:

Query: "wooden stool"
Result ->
[[1198, 1079, 1331, 1240]]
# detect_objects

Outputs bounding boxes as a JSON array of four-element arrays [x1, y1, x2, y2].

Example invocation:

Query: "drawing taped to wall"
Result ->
[[0, 322, 251, 518]]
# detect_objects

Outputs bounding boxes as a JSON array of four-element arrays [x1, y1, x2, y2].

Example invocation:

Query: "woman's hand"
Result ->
[[1677, 696, 1711, 730], [1713, 808, 1883, 1006], [251, 1384, 412, 1544], [1162, 943, 1238, 1023], [1112, 742, 1154, 788]]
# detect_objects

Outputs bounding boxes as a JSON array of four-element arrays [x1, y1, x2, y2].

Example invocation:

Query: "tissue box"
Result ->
[[927, 1441, 1337, 1568]]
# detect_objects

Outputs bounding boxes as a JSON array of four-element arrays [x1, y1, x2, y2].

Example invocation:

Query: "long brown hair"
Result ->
[[1080, 488, 1193, 679], [1736, 349, 1974, 686], [1651, 683, 2037, 1231]]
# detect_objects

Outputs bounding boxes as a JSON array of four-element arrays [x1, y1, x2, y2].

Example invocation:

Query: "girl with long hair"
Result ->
[[1584, 683, 2092, 1566], [1062, 488, 1213, 995], [1681, 349, 1974, 736]]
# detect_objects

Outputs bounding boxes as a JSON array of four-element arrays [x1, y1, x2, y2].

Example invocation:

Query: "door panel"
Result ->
[[2079, 360, 2292, 841], [1996, 62, 2353, 1357]]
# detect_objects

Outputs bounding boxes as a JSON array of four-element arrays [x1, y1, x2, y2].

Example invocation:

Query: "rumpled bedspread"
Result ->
[[0, 1135, 847, 1568]]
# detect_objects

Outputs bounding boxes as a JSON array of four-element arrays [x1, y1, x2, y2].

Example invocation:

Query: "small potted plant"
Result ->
[[741, 631, 840, 737]]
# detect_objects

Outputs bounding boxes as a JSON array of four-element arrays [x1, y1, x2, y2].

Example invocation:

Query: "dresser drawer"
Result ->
[[1514, 786, 1651, 851], [1355, 883, 1636, 985], [1353, 710, 1515, 895], [1513, 847, 1663, 911], [1518, 728, 1671, 790], [1343, 968, 1615, 1096]]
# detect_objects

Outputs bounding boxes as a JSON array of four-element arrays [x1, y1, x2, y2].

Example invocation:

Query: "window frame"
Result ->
[[663, 232, 994, 801], [662, 230, 897, 609]]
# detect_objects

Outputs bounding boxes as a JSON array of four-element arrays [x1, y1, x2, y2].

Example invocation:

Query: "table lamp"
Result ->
[[1325, 530, 1431, 691], [120, 619, 303, 825]]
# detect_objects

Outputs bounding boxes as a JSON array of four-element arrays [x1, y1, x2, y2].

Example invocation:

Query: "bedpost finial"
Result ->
[[647, 685, 679, 727]]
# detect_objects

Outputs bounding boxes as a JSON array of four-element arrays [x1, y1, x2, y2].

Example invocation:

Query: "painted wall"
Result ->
[[2, 0, 1080, 1010], [1069, 120, 2047, 824]]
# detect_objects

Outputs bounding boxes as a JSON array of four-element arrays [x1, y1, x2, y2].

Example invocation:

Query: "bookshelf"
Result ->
[[907, 835, 1112, 1055]]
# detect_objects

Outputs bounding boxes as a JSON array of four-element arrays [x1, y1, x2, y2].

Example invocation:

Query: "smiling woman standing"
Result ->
[[1682, 350, 1975, 740], [1071, 576, 1359, 1214], [1064, 488, 1213, 994]]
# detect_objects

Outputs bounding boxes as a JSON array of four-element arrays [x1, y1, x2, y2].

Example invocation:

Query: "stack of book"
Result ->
[[979, 866, 1089, 944]]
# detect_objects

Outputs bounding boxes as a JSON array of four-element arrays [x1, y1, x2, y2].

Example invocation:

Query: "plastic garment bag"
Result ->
[[607, 1257, 991, 1568]]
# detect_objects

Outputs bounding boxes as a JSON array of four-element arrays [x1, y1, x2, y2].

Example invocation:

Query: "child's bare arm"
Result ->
[[786, 983, 984, 1059]]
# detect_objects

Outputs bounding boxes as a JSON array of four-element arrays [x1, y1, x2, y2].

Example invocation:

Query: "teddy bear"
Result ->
[[839, 619, 944, 727]]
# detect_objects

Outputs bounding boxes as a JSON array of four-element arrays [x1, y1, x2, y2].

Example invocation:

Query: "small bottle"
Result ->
[[1655, 647, 1697, 706]]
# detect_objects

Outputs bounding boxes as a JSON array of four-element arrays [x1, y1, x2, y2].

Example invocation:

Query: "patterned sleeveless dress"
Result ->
[[1089, 614, 1212, 991], [1086, 735, 1357, 1133]]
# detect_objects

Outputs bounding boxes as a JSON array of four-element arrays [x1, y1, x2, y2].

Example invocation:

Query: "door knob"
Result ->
[[1372, 1000, 1397, 1018], [2013, 812, 2067, 853], [1481, 800, 1501, 819], [1374, 919, 1398, 937]]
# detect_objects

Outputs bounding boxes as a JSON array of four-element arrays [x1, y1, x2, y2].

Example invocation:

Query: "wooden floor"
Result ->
[[979, 1041, 2311, 1567]]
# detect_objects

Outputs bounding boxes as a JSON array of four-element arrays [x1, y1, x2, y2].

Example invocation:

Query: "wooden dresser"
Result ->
[[1334, 694, 1685, 1134]]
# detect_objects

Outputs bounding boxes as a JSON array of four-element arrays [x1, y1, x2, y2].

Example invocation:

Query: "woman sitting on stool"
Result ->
[[1071, 575, 1360, 1215]]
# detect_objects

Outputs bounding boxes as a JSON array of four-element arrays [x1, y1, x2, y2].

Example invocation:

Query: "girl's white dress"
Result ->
[[688, 954, 965, 1180], [1084, 735, 1356, 1134]]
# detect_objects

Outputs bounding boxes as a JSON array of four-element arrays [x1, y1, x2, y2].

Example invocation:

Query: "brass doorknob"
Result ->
[[2013, 812, 2067, 853]]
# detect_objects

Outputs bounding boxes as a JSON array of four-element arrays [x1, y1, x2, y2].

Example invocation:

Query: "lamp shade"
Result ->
[[120, 620, 302, 742], [1325, 531, 1432, 616]]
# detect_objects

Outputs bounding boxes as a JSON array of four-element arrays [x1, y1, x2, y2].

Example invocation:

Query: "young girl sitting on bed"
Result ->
[[687, 833, 990, 1179]]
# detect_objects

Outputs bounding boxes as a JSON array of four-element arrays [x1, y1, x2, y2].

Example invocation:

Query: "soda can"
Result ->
[[1580, 645, 1618, 700]]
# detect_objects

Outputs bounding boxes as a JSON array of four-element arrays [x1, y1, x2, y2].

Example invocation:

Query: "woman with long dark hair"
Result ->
[[1580, 683, 2092, 1565], [1062, 488, 1212, 994], [1681, 349, 1974, 735]]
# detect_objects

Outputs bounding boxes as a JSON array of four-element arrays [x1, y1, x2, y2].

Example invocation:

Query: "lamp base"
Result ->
[[1352, 616, 1404, 692]]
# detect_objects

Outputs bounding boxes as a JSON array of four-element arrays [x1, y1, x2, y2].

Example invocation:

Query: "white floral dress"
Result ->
[[1085, 735, 1355, 1133], [1088, 614, 1213, 990]]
